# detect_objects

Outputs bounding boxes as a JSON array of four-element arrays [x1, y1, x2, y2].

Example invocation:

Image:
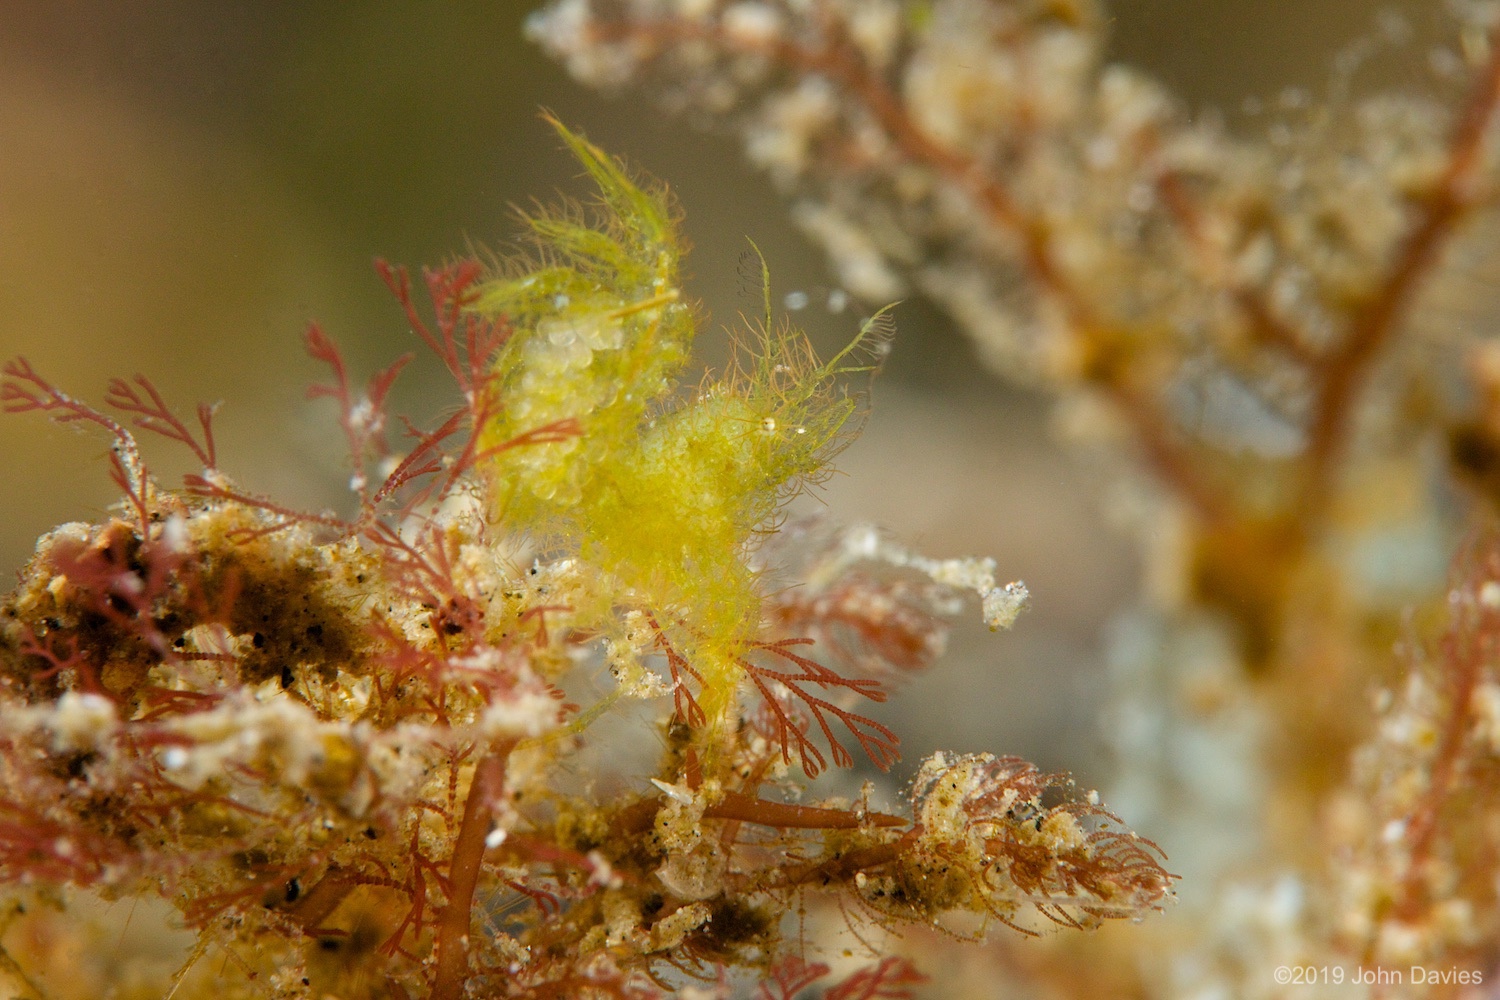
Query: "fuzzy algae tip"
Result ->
[[470, 119, 895, 738]]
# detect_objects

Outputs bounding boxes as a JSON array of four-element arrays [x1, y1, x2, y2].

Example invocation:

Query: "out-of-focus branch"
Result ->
[[1300, 20, 1500, 519]]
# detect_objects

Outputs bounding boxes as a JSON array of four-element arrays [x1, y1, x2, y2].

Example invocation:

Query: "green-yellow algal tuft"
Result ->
[[472, 119, 889, 735]]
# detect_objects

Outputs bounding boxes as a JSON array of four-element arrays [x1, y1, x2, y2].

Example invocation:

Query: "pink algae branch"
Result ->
[[375, 258, 505, 403], [104, 373, 219, 471], [754, 956, 831, 1000], [179, 259, 579, 534], [754, 955, 927, 1000], [823, 956, 928, 1000], [303, 320, 412, 503], [2, 357, 154, 534], [1363, 529, 1500, 959], [739, 637, 899, 778], [645, 613, 900, 778]]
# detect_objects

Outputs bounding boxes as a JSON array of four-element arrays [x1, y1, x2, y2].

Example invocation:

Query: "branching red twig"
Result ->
[[824, 956, 927, 1000], [17, 632, 108, 700], [647, 615, 707, 728], [755, 956, 830, 1000], [741, 638, 899, 777], [430, 744, 516, 1000], [376, 259, 507, 403], [3, 357, 152, 534], [1386, 531, 1500, 932], [304, 322, 413, 502], [104, 374, 219, 471]]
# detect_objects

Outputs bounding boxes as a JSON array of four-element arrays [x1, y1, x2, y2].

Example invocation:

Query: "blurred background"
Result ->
[[0, 0, 1444, 781]]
